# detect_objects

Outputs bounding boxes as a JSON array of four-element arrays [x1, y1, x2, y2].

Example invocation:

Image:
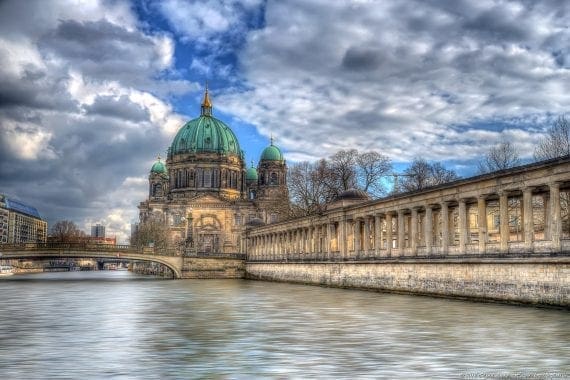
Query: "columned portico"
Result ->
[[248, 157, 570, 262]]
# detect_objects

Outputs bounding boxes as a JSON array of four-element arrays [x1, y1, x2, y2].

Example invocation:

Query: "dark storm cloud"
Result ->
[[85, 95, 150, 122], [0, 1, 190, 241], [342, 47, 384, 71], [0, 67, 78, 111], [39, 19, 171, 86]]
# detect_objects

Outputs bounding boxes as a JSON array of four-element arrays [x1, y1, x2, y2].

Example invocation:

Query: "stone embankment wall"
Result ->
[[246, 258, 569, 307], [181, 257, 245, 279]]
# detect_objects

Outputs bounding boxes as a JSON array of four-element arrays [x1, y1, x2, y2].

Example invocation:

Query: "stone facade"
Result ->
[[246, 156, 570, 306], [138, 89, 288, 254], [246, 259, 569, 306]]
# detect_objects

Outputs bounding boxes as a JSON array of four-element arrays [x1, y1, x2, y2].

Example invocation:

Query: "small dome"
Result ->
[[246, 163, 258, 181], [334, 188, 370, 202], [150, 157, 166, 174], [260, 141, 283, 161]]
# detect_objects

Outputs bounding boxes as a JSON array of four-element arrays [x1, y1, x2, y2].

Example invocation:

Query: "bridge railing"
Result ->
[[0, 242, 141, 252]]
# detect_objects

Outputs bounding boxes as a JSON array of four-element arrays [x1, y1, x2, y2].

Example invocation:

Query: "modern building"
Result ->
[[91, 224, 106, 238], [138, 87, 289, 253], [0, 194, 47, 244]]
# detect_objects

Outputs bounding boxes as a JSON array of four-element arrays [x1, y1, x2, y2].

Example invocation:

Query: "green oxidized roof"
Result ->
[[170, 88, 241, 156], [260, 143, 283, 161], [150, 157, 167, 174], [246, 162, 258, 181]]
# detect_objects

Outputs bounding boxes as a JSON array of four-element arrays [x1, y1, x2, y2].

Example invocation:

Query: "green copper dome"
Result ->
[[170, 88, 241, 156], [150, 157, 166, 174], [260, 143, 283, 161], [170, 116, 241, 156], [246, 164, 258, 181]]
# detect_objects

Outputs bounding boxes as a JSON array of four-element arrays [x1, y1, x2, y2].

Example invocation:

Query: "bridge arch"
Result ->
[[0, 245, 183, 279]]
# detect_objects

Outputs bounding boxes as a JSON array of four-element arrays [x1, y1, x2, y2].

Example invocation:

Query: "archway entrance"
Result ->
[[196, 233, 220, 253], [193, 214, 223, 254]]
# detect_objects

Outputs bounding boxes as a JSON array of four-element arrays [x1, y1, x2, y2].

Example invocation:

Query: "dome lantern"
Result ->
[[200, 83, 212, 117]]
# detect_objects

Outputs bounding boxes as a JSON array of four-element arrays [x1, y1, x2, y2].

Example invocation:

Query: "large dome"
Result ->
[[170, 116, 241, 156], [169, 88, 241, 156]]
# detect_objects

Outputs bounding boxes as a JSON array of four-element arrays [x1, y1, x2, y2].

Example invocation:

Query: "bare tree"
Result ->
[[478, 139, 521, 173], [287, 149, 393, 215], [356, 151, 392, 196], [328, 149, 358, 193], [50, 220, 85, 242], [399, 158, 459, 192], [534, 115, 570, 161], [130, 219, 169, 249], [430, 162, 459, 184], [288, 160, 336, 216]]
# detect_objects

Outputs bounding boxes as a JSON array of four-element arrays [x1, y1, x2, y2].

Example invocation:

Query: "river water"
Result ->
[[0, 271, 568, 379]]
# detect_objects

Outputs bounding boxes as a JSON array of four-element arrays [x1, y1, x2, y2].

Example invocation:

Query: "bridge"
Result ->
[[0, 243, 184, 278], [0, 243, 247, 279]]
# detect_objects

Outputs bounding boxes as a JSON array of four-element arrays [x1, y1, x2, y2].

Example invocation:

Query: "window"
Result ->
[[204, 169, 212, 188], [270, 172, 278, 185], [152, 183, 162, 196]]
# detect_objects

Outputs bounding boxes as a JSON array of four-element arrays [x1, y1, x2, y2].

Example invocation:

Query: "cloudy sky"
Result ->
[[1, 0, 568, 243]]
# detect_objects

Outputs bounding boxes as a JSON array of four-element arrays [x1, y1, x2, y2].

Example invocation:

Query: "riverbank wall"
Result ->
[[245, 256, 569, 307], [181, 257, 245, 279]]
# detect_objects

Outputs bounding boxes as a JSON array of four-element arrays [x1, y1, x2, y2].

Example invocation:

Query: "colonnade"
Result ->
[[248, 179, 569, 261]]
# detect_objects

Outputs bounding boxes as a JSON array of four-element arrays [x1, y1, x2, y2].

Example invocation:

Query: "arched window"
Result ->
[[270, 172, 278, 185], [153, 183, 162, 196], [249, 189, 256, 200]]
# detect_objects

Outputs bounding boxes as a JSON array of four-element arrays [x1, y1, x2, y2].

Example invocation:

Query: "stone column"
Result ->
[[340, 217, 347, 259], [477, 195, 487, 254], [458, 199, 467, 255], [386, 212, 393, 257], [544, 194, 551, 240], [327, 223, 333, 259], [425, 205, 433, 255], [363, 217, 370, 255], [441, 202, 449, 255], [499, 191, 509, 253], [523, 187, 534, 251], [411, 207, 418, 256], [353, 219, 361, 257], [374, 214, 382, 257], [398, 210, 405, 254], [550, 182, 561, 251]]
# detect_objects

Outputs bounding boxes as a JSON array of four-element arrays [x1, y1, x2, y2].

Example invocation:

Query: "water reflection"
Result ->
[[0, 272, 568, 378]]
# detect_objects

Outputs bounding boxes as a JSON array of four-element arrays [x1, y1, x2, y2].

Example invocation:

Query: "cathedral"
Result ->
[[138, 88, 289, 253]]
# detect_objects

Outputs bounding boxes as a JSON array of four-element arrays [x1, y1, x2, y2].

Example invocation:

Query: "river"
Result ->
[[0, 271, 568, 379]]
